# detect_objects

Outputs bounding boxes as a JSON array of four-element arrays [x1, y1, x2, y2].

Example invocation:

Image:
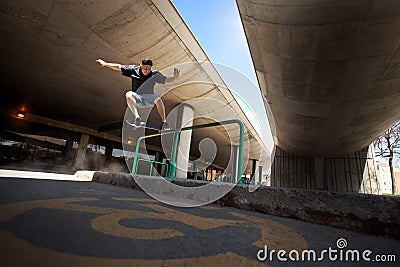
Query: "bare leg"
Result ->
[[125, 91, 139, 119], [155, 97, 166, 122]]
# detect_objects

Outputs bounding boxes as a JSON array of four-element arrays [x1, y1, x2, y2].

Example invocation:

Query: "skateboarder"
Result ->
[[96, 58, 180, 130]]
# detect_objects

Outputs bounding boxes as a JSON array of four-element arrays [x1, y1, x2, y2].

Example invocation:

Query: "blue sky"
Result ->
[[172, 0, 256, 84], [172, 0, 274, 149]]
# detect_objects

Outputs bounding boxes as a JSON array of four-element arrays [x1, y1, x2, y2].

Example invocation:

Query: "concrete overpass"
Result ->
[[237, 0, 400, 193], [0, 0, 269, 180]]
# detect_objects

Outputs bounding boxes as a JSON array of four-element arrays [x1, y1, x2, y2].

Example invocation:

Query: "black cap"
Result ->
[[141, 58, 153, 66]]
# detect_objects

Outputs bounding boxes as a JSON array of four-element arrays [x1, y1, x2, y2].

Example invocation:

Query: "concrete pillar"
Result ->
[[74, 133, 89, 170], [192, 161, 198, 179], [105, 146, 113, 161], [258, 165, 263, 184], [62, 139, 75, 164], [172, 103, 194, 178], [251, 159, 257, 182], [231, 145, 240, 183]]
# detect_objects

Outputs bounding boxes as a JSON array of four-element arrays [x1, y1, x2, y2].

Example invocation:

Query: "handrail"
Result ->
[[131, 119, 245, 183], [136, 158, 170, 176]]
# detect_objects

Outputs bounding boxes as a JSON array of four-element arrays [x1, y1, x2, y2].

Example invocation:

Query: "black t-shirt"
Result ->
[[121, 65, 167, 94]]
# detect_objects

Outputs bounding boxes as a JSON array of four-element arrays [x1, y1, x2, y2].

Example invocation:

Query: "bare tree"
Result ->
[[374, 120, 400, 194]]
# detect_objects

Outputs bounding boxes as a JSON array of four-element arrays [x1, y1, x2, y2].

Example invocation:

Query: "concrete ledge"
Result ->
[[93, 172, 400, 239], [74, 170, 96, 181]]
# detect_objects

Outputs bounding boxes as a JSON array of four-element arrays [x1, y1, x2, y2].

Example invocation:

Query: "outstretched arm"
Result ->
[[165, 68, 180, 83], [96, 59, 121, 71]]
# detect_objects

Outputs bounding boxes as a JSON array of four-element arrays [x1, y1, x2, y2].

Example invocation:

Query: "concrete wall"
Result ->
[[92, 172, 400, 239], [271, 144, 380, 194]]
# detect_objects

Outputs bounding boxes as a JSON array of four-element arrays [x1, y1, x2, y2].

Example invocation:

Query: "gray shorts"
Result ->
[[135, 93, 160, 108]]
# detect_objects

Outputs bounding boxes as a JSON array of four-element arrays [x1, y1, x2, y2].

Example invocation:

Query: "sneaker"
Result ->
[[162, 121, 170, 131], [135, 117, 141, 127]]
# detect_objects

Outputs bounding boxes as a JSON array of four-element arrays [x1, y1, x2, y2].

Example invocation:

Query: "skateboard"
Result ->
[[126, 120, 162, 131]]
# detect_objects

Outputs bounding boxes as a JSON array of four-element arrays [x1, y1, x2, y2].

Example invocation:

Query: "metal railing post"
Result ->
[[132, 133, 160, 175], [237, 120, 244, 184], [169, 130, 180, 178], [131, 119, 245, 182]]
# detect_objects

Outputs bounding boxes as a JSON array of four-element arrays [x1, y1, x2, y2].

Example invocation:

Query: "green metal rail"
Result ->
[[136, 158, 170, 176], [131, 119, 245, 183]]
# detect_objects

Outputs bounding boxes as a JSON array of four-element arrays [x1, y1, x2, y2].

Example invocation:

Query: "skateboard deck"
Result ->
[[126, 120, 161, 131]]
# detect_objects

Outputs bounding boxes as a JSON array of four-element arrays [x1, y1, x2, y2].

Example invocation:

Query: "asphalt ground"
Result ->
[[0, 172, 399, 267]]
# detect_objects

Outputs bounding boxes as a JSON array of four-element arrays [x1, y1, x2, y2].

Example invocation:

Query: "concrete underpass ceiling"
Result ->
[[237, 0, 400, 157], [0, 0, 270, 172]]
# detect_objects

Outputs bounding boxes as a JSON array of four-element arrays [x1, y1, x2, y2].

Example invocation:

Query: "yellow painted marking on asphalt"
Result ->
[[113, 197, 225, 210], [198, 205, 221, 210], [92, 202, 241, 239], [140, 203, 242, 230], [231, 212, 308, 251], [91, 213, 185, 240], [0, 197, 307, 266], [112, 197, 158, 203], [0, 197, 97, 222], [0, 230, 270, 267]]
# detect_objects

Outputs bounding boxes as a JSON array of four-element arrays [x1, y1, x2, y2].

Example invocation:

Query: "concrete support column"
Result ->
[[251, 159, 257, 182], [105, 146, 113, 161], [74, 133, 89, 170], [231, 145, 240, 183], [62, 139, 75, 164], [171, 104, 194, 178], [258, 165, 263, 185]]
